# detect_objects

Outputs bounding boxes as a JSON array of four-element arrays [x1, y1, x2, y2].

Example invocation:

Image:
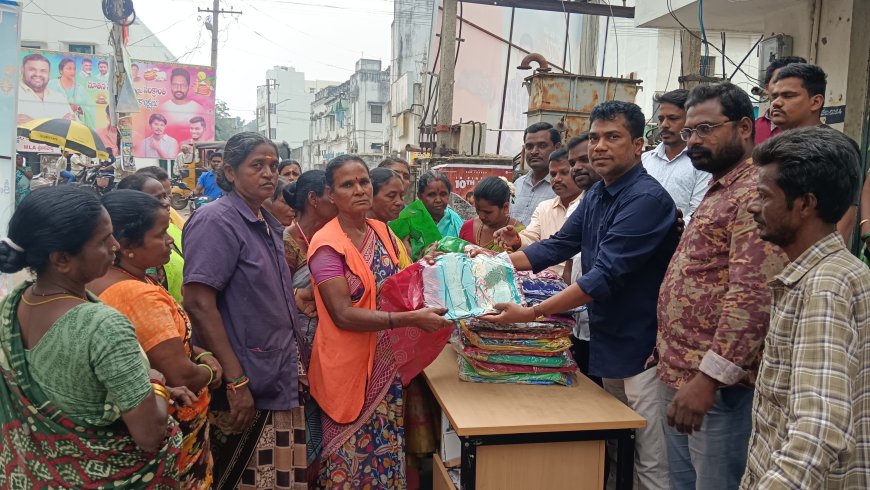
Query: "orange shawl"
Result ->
[[307, 218, 399, 423]]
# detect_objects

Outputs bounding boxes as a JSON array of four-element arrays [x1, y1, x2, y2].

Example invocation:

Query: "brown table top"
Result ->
[[423, 347, 647, 437]]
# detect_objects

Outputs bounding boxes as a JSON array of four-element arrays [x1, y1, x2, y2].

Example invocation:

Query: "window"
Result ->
[[68, 43, 95, 54], [269, 128, 276, 139], [257, 107, 266, 123], [700, 55, 717, 77], [269, 103, 276, 114], [21, 41, 46, 49], [370, 104, 383, 124], [329, 116, 335, 131]]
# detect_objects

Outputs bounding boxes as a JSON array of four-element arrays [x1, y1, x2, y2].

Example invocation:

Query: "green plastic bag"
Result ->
[[389, 199, 442, 260], [436, 236, 471, 254]]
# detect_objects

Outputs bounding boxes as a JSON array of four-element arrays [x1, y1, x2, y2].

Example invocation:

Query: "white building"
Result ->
[[597, 1, 760, 122], [636, 0, 869, 143], [20, 0, 174, 62], [255, 66, 337, 163], [309, 59, 390, 168], [390, 1, 763, 155], [389, 0, 436, 153]]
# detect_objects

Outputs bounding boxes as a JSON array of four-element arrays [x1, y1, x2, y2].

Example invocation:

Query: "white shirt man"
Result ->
[[642, 143, 710, 223]]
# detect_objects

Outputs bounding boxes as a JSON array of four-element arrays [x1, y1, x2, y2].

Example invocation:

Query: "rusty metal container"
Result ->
[[525, 73, 642, 138]]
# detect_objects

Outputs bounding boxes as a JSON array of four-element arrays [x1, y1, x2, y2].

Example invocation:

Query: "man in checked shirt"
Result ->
[[741, 126, 870, 489]]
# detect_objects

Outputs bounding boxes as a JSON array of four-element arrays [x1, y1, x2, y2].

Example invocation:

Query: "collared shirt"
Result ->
[[657, 159, 788, 389], [519, 194, 582, 276], [138, 134, 179, 159], [566, 194, 589, 341], [754, 109, 781, 145], [740, 232, 870, 490], [511, 172, 555, 226], [183, 191, 300, 410], [17, 81, 76, 121], [642, 143, 711, 223], [524, 164, 679, 379], [197, 170, 224, 201]]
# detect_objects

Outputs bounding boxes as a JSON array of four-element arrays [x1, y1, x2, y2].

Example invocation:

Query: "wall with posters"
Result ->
[[16, 48, 114, 154], [131, 61, 215, 159]]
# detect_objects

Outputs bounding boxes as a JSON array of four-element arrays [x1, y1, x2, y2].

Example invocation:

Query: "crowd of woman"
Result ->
[[0, 131, 527, 489]]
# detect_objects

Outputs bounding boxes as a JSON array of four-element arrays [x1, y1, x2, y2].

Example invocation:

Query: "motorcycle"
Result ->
[[76, 166, 115, 196], [189, 194, 213, 212], [170, 176, 194, 210]]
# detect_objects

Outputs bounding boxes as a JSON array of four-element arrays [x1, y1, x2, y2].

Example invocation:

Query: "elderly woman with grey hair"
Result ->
[[182, 132, 309, 489]]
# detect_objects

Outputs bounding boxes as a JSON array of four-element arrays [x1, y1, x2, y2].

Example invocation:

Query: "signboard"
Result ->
[[130, 60, 215, 159], [431, 163, 514, 198], [16, 49, 114, 153], [820, 105, 846, 125]]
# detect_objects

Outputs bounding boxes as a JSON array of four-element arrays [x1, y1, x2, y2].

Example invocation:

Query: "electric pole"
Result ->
[[435, 0, 457, 154], [259, 79, 278, 140], [199, 0, 242, 70]]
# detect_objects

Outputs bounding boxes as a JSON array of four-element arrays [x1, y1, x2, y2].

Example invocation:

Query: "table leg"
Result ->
[[615, 430, 635, 490]]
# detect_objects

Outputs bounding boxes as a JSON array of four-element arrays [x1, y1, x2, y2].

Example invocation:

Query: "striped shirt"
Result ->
[[740, 232, 870, 489]]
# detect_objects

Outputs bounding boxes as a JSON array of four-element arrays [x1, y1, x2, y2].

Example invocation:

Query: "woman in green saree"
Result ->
[[390, 170, 464, 260], [0, 186, 182, 489]]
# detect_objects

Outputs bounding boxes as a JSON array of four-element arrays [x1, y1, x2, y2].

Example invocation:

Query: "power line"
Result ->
[[26, 0, 110, 29], [128, 13, 198, 46]]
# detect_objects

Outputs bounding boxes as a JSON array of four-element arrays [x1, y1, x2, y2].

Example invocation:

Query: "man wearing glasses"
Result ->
[[657, 82, 788, 490]]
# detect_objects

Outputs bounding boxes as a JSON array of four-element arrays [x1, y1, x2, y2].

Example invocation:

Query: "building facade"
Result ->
[[309, 59, 390, 168], [20, 0, 174, 61], [255, 66, 337, 163]]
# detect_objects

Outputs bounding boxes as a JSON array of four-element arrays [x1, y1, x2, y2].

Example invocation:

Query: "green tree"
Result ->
[[214, 99, 247, 141]]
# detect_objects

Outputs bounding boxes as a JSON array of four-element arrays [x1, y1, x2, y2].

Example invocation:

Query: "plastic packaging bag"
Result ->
[[460, 322, 571, 353], [422, 252, 522, 320], [379, 263, 454, 385], [389, 199, 442, 260], [436, 236, 472, 254], [457, 357, 573, 386]]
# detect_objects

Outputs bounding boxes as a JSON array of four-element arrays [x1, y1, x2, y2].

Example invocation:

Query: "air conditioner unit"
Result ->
[[758, 35, 794, 85]]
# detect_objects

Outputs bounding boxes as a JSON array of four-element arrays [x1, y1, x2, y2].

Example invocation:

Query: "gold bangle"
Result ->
[[152, 384, 170, 401], [860, 219, 870, 230]]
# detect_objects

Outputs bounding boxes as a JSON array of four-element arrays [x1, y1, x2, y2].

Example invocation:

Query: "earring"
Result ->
[[127, 252, 135, 259]]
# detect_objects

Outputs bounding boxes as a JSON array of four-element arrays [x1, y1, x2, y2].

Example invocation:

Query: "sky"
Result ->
[[134, 0, 395, 121]]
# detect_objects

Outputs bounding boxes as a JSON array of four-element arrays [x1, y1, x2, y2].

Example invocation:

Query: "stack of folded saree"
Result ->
[[454, 318, 576, 386]]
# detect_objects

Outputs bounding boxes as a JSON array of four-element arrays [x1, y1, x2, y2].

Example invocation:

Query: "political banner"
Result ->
[[431, 163, 514, 199], [130, 60, 215, 159], [16, 48, 114, 154]]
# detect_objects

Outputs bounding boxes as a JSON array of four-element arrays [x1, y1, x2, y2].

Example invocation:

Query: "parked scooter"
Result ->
[[170, 176, 194, 210]]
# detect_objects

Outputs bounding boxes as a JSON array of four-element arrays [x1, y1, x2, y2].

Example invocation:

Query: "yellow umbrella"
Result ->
[[17, 118, 109, 160]]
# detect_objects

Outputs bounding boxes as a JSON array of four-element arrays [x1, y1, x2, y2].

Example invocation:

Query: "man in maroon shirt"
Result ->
[[754, 56, 806, 145]]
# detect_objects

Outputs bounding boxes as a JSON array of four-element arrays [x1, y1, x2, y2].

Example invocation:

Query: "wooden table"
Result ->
[[424, 347, 646, 490]]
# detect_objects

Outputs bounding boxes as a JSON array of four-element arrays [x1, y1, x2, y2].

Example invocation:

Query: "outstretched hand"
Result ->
[[480, 302, 535, 324], [493, 225, 521, 252]]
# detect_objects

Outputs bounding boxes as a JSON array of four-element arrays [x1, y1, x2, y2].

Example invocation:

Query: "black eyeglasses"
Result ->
[[679, 121, 735, 141]]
